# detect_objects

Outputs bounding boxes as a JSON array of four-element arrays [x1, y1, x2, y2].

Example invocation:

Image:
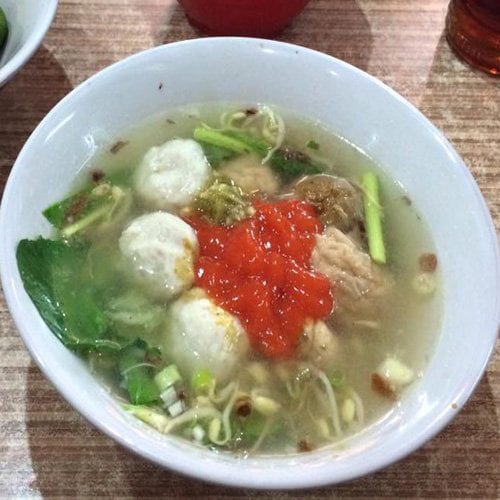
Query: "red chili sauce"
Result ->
[[188, 198, 334, 359]]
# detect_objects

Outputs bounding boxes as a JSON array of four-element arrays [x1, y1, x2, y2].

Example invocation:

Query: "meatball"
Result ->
[[294, 174, 363, 232], [119, 212, 198, 301], [311, 226, 393, 330], [135, 138, 210, 210], [218, 153, 280, 195], [163, 289, 249, 384]]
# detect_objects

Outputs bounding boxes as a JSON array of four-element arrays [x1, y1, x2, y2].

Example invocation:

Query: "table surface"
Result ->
[[0, 0, 499, 498]]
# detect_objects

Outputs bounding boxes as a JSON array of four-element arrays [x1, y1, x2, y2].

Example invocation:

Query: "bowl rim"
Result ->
[[0, 0, 59, 87], [1, 37, 499, 489]]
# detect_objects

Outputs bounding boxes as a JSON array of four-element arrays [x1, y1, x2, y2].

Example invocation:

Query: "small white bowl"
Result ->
[[0, 38, 498, 489], [0, 0, 58, 87]]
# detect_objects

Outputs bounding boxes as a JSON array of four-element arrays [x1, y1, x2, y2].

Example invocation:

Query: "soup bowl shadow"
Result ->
[[1, 38, 499, 489], [0, 44, 73, 181]]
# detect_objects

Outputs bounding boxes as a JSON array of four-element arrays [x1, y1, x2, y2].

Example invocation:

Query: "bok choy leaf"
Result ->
[[16, 237, 126, 352]]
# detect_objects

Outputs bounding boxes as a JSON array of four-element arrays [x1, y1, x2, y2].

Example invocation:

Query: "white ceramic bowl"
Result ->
[[1, 38, 498, 489], [0, 0, 58, 87]]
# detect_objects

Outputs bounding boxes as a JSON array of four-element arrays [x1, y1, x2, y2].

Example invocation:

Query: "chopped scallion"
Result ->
[[160, 386, 178, 407], [191, 368, 215, 396], [167, 400, 186, 417], [154, 364, 182, 392]]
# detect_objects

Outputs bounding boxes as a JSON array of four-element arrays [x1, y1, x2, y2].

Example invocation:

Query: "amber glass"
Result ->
[[446, 0, 500, 75]]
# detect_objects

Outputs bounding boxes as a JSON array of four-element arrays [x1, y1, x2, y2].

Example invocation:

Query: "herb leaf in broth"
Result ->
[[17, 238, 68, 341], [199, 142, 237, 167], [17, 237, 124, 352], [193, 125, 323, 181], [306, 140, 320, 151], [105, 290, 165, 345], [269, 149, 323, 181], [43, 189, 92, 229], [119, 340, 160, 405], [43, 181, 132, 239], [104, 167, 136, 187], [224, 130, 270, 154], [221, 129, 325, 179]]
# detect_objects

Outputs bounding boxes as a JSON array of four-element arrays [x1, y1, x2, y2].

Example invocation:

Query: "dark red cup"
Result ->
[[177, 0, 312, 38]]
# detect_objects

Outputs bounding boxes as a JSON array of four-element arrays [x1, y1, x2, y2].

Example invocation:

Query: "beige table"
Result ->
[[0, 0, 498, 497]]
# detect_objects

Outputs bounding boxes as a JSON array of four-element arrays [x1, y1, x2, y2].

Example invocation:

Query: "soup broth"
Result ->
[[17, 104, 441, 455]]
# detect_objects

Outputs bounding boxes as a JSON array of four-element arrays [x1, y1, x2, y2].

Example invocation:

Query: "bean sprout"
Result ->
[[162, 407, 221, 434], [349, 388, 365, 425], [260, 107, 285, 164], [209, 384, 240, 445], [120, 362, 157, 377], [219, 106, 286, 164], [209, 381, 237, 404], [305, 363, 343, 436]]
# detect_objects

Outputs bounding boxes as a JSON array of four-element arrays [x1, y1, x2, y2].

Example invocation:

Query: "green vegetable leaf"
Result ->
[[43, 191, 90, 229], [240, 412, 267, 440], [43, 182, 131, 238], [225, 130, 269, 155], [224, 130, 323, 180], [0, 7, 8, 50], [269, 150, 323, 181], [194, 126, 323, 181], [104, 167, 135, 188], [105, 290, 165, 342], [195, 127, 269, 166], [193, 126, 251, 154], [199, 142, 237, 167], [306, 140, 320, 151], [57, 285, 109, 344], [16, 237, 126, 352], [232, 412, 281, 448], [119, 340, 160, 405], [17, 238, 67, 341]]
